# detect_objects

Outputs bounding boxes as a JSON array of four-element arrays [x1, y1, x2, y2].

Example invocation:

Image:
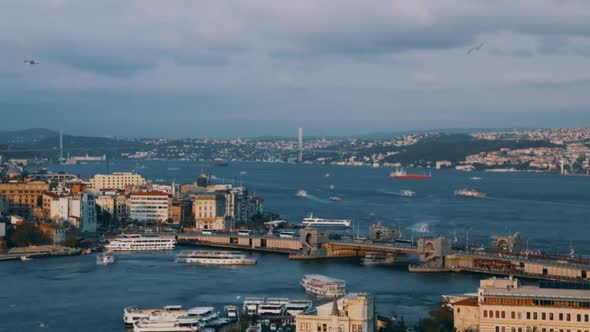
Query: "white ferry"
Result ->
[[133, 317, 201, 332], [176, 251, 257, 265], [105, 234, 176, 251], [301, 213, 351, 228], [185, 307, 218, 323], [300, 274, 346, 298], [243, 297, 265, 315], [124, 305, 186, 326], [284, 300, 313, 316], [96, 251, 115, 265], [224, 305, 238, 320]]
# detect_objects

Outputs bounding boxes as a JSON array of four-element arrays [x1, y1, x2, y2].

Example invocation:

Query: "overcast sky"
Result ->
[[1, 0, 590, 138]]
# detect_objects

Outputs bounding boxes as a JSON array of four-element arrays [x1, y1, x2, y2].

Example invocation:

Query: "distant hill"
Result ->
[[0, 128, 58, 144]]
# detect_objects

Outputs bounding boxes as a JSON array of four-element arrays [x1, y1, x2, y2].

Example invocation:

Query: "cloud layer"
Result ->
[[1, 0, 589, 137]]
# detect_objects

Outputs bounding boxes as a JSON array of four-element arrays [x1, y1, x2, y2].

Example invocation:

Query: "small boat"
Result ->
[[20, 256, 32, 261], [399, 190, 416, 197], [176, 250, 257, 265], [454, 188, 487, 198], [470, 176, 482, 181], [329, 196, 342, 202], [97, 251, 115, 265], [295, 189, 308, 197], [300, 274, 346, 298], [361, 252, 396, 266]]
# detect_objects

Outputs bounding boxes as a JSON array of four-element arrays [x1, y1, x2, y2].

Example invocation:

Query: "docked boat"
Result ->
[[20, 255, 32, 261], [361, 252, 396, 266], [454, 188, 487, 198], [224, 305, 238, 320], [124, 305, 186, 326], [105, 234, 176, 251], [302, 213, 351, 228], [300, 274, 346, 298], [176, 251, 257, 265], [97, 251, 115, 265], [133, 317, 201, 332], [399, 190, 415, 197], [185, 307, 218, 323], [243, 297, 265, 315], [390, 168, 432, 180], [284, 300, 313, 316]]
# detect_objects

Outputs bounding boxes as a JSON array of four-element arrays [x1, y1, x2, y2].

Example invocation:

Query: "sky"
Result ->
[[1, 0, 590, 138]]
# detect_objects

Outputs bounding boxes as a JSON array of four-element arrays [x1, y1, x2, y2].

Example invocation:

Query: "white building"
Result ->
[[454, 277, 590, 332], [90, 172, 147, 190], [129, 191, 170, 222], [47, 193, 97, 232], [296, 293, 375, 332]]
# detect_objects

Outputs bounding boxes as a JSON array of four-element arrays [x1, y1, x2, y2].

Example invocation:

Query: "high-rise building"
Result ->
[[453, 277, 590, 332]]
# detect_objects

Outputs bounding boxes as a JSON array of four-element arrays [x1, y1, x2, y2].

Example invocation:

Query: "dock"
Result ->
[[0, 245, 80, 261]]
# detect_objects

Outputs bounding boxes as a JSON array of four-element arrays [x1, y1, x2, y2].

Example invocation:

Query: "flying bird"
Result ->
[[24, 60, 39, 65], [467, 42, 486, 54]]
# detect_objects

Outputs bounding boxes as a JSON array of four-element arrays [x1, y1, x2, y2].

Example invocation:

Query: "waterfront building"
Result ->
[[95, 191, 128, 220], [39, 223, 67, 244], [453, 277, 590, 332], [129, 191, 170, 222], [0, 180, 50, 219], [295, 293, 375, 332], [43, 192, 97, 232], [90, 172, 147, 190], [170, 199, 193, 225], [193, 193, 228, 230]]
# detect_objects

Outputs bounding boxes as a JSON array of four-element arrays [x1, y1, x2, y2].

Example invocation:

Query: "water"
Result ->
[[2, 160, 589, 331]]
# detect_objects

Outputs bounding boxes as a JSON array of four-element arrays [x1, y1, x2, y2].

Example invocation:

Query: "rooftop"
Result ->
[[483, 285, 590, 301], [131, 191, 169, 197]]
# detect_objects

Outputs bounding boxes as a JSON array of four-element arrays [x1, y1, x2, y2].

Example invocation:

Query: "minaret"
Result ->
[[298, 128, 303, 163]]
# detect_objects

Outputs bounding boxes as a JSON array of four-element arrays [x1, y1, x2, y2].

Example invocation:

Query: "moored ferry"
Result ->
[[176, 250, 257, 265], [301, 213, 351, 228], [124, 305, 186, 326], [133, 317, 201, 332], [105, 234, 176, 251], [300, 274, 346, 298]]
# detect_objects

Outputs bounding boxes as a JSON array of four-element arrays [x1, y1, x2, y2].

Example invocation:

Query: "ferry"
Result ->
[[300, 274, 347, 298], [284, 300, 313, 316], [105, 234, 176, 251], [185, 307, 218, 323], [133, 317, 201, 332], [361, 252, 396, 266], [454, 188, 487, 199], [302, 213, 351, 228], [96, 251, 115, 265], [242, 298, 311, 317], [124, 305, 186, 326], [399, 190, 416, 197], [176, 251, 257, 265], [243, 297, 265, 315], [224, 305, 238, 320], [390, 167, 432, 180]]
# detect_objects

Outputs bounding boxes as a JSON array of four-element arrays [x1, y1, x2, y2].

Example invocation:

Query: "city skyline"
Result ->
[[1, 1, 590, 137]]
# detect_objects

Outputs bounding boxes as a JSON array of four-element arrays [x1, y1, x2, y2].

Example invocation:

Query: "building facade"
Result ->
[[0, 180, 49, 219], [296, 293, 375, 332], [90, 172, 147, 190], [129, 191, 170, 222], [192, 194, 228, 230], [454, 277, 590, 332]]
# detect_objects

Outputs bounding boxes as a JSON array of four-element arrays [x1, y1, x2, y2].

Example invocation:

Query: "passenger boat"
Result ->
[[133, 317, 201, 332], [399, 190, 416, 197], [224, 305, 238, 320], [185, 307, 218, 323], [361, 252, 396, 266], [124, 305, 186, 326], [242, 298, 311, 317], [105, 234, 176, 251], [243, 297, 265, 315], [300, 274, 346, 298], [454, 188, 487, 198], [97, 251, 115, 265], [176, 251, 257, 265], [301, 213, 351, 228]]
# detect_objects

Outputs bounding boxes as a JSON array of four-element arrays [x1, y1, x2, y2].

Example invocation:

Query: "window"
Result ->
[[501, 311, 506, 319], [317, 324, 322, 332], [550, 313, 554, 320], [484, 310, 488, 318], [511, 312, 516, 319], [559, 313, 563, 321], [527, 312, 531, 320], [358, 325, 362, 332], [352, 325, 357, 332], [567, 314, 571, 321]]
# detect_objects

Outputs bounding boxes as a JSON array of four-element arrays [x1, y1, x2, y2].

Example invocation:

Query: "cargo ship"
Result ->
[[390, 168, 432, 180]]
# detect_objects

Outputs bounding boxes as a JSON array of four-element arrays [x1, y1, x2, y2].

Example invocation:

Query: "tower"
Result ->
[[59, 129, 63, 161], [298, 127, 303, 163]]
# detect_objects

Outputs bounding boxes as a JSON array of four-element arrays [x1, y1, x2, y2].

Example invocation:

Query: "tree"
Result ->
[[415, 305, 454, 332], [8, 222, 51, 247]]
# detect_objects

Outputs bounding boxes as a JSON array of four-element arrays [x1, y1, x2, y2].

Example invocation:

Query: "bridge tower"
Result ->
[[299, 227, 329, 256]]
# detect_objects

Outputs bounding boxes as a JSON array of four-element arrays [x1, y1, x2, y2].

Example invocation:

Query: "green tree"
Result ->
[[8, 222, 51, 247], [415, 305, 454, 332]]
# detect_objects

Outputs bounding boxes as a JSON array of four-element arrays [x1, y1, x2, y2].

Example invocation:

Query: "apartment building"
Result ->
[[129, 191, 170, 222], [90, 172, 146, 190], [0, 180, 50, 219]]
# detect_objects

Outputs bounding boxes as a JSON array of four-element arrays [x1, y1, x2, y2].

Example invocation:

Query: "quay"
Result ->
[[157, 227, 590, 284], [0, 245, 80, 261]]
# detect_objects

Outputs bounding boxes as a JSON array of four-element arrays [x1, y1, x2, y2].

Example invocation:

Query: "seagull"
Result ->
[[467, 42, 486, 54], [24, 60, 39, 65]]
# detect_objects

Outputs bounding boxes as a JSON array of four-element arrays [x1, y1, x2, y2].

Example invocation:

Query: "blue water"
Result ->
[[2, 161, 589, 331]]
